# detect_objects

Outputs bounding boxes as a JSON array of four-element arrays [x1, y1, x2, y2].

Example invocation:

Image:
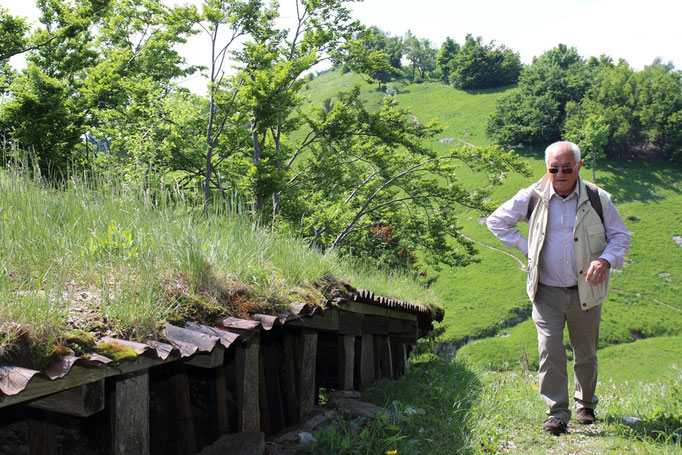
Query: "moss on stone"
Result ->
[[94, 341, 138, 362]]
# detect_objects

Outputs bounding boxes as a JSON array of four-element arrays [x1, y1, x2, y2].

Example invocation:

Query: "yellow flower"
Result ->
[[532, 384, 538, 390], [436, 387, 443, 393], [387, 451, 398, 455]]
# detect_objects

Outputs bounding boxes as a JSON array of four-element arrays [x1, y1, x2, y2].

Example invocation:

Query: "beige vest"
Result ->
[[526, 176, 611, 310]]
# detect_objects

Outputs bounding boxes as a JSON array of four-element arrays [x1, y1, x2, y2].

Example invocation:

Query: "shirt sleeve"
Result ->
[[599, 200, 631, 269], [486, 188, 531, 257]]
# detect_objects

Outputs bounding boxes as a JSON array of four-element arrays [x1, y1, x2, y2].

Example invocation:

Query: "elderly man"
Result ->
[[486, 141, 630, 435]]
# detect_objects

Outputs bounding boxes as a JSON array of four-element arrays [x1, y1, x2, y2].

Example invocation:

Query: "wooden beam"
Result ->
[[337, 311, 363, 336], [185, 346, 224, 369], [111, 370, 150, 455], [236, 336, 260, 432], [298, 331, 317, 417], [363, 315, 389, 335], [208, 364, 230, 437], [287, 309, 338, 332], [380, 336, 393, 379], [373, 335, 382, 380], [28, 411, 57, 455], [337, 335, 355, 390], [0, 366, 105, 409], [359, 333, 375, 389], [167, 364, 196, 455], [340, 301, 417, 321], [283, 333, 300, 426], [258, 355, 271, 435], [26, 378, 104, 417], [262, 337, 285, 433]]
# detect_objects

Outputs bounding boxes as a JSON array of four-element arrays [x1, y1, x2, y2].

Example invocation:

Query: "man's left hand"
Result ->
[[585, 258, 611, 285]]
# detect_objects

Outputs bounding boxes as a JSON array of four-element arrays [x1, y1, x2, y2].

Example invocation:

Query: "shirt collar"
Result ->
[[549, 181, 579, 200]]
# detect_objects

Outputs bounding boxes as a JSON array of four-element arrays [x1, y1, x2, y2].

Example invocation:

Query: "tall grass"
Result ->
[[0, 156, 440, 366]]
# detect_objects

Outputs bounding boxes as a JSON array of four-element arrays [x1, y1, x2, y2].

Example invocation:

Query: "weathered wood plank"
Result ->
[[380, 336, 394, 379], [373, 335, 382, 380], [287, 309, 338, 332], [0, 366, 105, 409], [208, 364, 230, 436], [340, 301, 417, 321], [185, 346, 224, 369], [283, 333, 300, 425], [298, 331, 317, 417], [359, 333, 375, 389], [337, 311, 364, 336], [262, 338, 285, 433], [112, 370, 150, 455], [362, 315, 389, 335], [236, 336, 260, 432], [337, 335, 355, 390], [26, 378, 105, 417], [258, 354, 271, 435], [28, 411, 57, 455], [167, 364, 196, 455]]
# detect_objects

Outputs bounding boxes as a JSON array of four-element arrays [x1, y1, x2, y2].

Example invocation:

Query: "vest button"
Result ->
[[579, 270, 583, 274], [582, 303, 587, 307], [574, 237, 578, 242]]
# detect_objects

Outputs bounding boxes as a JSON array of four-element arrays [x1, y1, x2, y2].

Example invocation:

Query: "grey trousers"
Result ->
[[531, 284, 601, 423]]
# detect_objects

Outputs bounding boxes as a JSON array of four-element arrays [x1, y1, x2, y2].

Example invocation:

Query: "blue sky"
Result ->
[[4, 0, 681, 94]]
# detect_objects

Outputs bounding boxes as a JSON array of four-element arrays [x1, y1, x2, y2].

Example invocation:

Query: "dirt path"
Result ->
[[460, 232, 528, 271]]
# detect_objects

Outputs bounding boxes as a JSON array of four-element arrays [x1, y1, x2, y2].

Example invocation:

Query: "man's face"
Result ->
[[547, 146, 582, 196]]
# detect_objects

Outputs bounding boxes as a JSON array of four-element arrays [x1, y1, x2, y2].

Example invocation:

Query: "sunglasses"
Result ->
[[548, 164, 578, 174]]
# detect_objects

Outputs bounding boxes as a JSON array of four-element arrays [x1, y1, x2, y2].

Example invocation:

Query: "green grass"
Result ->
[[0, 161, 440, 368], [322, 354, 682, 454]]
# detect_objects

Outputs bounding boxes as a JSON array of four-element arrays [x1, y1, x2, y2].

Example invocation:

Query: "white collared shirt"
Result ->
[[487, 182, 630, 287]]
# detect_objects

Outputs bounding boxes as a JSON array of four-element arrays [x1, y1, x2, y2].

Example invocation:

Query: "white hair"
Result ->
[[545, 141, 581, 165]]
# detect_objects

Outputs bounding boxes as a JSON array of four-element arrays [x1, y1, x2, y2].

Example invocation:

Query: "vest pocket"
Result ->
[[586, 224, 606, 254]]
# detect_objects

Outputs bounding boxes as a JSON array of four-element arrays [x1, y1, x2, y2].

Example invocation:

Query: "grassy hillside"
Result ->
[[305, 69, 682, 382]]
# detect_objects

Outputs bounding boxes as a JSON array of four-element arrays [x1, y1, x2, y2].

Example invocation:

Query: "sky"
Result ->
[[4, 0, 682, 94]]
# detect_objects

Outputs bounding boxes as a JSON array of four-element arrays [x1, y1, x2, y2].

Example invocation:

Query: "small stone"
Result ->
[[198, 432, 264, 455], [622, 416, 641, 428], [298, 432, 316, 444]]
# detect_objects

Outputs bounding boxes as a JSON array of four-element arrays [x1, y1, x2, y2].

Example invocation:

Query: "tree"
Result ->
[[276, 87, 528, 269], [1, 0, 199, 175], [450, 34, 521, 89], [356, 26, 402, 88], [564, 111, 608, 181], [487, 44, 591, 147], [635, 59, 682, 160], [403, 31, 436, 82], [436, 37, 459, 84]]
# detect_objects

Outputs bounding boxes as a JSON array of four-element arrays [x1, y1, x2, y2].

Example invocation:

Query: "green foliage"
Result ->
[[450, 34, 521, 90], [436, 37, 459, 85], [488, 45, 682, 161], [487, 44, 590, 147], [403, 30, 437, 82], [302, 411, 404, 455]]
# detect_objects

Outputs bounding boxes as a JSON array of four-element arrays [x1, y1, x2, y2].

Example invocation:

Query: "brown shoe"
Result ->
[[542, 417, 567, 435], [577, 407, 596, 425]]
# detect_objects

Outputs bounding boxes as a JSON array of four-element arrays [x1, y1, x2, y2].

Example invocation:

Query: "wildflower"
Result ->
[[532, 384, 538, 390], [436, 387, 443, 393], [387, 451, 398, 455]]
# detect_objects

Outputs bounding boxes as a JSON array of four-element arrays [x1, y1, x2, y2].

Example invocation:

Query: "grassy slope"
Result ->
[[305, 69, 682, 381]]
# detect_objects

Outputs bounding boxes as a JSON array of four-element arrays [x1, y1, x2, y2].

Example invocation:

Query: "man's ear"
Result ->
[[577, 161, 583, 171]]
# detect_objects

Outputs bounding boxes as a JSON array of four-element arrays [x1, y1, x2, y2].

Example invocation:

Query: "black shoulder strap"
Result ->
[[584, 181, 604, 225], [526, 182, 604, 225], [526, 192, 539, 221]]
